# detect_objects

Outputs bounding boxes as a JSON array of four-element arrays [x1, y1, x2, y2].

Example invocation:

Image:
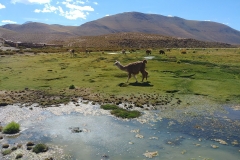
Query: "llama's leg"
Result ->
[[133, 74, 138, 83], [145, 71, 148, 81], [141, 71, 145, 82], [127, 73, 131, 82]]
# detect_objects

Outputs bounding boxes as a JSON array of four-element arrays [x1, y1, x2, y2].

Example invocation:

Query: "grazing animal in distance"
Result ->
[[159, 50, 165, 54], [146, 49, 151, 55], [69, 49, 76, 57], [114, 60, 148, 83], [122, 49, 126, 54], [85, 49, 92, 54]]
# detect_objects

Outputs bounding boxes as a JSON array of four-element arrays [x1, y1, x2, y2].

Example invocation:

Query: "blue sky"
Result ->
[[0, 0, 240, 31]]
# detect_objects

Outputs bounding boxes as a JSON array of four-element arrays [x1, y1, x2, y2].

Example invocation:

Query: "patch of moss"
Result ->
[[32, 143, 48, 154], [100, 104, 119, 110], [101, 104, 141, 119], [69, 84, 75, 89], [2, 149, 12, 156], [2, 121, 20, 134], [111, 109, 141, 119]]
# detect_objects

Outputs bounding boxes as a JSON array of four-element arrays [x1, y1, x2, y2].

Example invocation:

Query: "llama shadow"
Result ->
[[118, 81, 153, 87]]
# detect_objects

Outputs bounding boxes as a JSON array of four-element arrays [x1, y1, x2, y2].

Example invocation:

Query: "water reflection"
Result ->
[[0, 103, 240, 160]]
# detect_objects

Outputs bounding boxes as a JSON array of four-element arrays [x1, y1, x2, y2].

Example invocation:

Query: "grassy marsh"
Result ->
[[0, 48, 240, 107]]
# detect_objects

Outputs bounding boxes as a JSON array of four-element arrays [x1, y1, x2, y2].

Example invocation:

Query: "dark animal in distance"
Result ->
[[146, 49, 151, 55], [159, 50, 165, 54]]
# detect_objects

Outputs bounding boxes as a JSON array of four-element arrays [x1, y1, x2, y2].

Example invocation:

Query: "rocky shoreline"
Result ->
[[0, 88, 181, 110]]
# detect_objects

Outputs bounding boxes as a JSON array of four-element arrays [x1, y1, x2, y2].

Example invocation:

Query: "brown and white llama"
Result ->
[[69, 49, 76, 57], [114, 60, 148, 83]]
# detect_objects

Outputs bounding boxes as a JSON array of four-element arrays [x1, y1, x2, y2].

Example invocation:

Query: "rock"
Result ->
[[17, 144, 22, 148], [27, 146, 33, 150], [211, 144, 219, 149], [26, 141, 35, 146], [69, 127, 83, 133], [16, 153, 23, 159], [2, 143, 9, 148], [128, 142, 134, 145], [101, 154, 109, 159], [0, 103, 9, 106], [143, 151, 158, 158], [213, 139, 228, 145], [135, 134, 144, 139], [11, 146, 17, 151]]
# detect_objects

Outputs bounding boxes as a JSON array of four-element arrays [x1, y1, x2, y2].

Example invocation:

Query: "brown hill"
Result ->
[[1, 23, 76, 43], [2, 22, 75, 34], [74, 12, 240, 44], [0, 12, 240, 45], [58, 32, 233, 50]]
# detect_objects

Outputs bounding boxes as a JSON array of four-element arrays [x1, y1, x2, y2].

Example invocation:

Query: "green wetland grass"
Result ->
[[0, 48, 240, 105]]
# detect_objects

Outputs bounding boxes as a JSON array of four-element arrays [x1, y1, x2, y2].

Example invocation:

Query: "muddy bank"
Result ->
[[0, 88, 182, 110]]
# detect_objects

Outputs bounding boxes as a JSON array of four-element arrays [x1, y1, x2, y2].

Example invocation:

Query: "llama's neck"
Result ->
[[116, 63, 127, 72]]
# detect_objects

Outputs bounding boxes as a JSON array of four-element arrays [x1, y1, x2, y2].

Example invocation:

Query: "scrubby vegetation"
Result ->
[[0, 47, 240, 110], [2, 121, 20, 134], [1, 149, 12, 156], [69, 84, 75, 89], [32, 143, 48, 154], [100, 104, 119, 110], [101, 104, 141, 118]]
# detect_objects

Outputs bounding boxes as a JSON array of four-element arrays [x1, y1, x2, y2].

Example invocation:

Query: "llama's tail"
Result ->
[[143, 59, 147, 64]]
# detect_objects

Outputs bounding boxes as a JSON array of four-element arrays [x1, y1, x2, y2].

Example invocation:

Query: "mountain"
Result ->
[[1, 22, 77, 43], [0, 12, 240, 45], [2, 22, 75, 34], [74, 12, 240, 44]]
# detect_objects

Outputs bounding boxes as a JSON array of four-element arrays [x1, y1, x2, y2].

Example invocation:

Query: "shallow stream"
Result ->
[[0, 99, 240, 160]]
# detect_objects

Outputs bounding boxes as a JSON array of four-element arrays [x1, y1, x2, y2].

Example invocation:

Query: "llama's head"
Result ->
[[114, 60, 120, 66]]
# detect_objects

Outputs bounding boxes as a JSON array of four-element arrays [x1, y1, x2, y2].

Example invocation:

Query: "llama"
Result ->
[[166, 48, 171, 52], [69, 49, 76, 57], [85, 49, 92, 54], [146, 49, 151, 55], [159, 50, 165, 54], [114, 60, 148, 83]]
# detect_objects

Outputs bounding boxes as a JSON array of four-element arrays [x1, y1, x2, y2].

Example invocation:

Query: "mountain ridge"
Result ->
[[1, 12, 240, 45]]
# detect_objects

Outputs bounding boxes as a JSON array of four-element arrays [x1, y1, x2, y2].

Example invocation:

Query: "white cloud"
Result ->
[[93, 2, 98, 5], [34, 0, 94, 20], [42, 4, 58, 13], [62, 1, 93, 11], [2, 20, 17, 24], [0, 3, 6, 9], [62, 10, 88, 20], [11, 0, 50, 4]]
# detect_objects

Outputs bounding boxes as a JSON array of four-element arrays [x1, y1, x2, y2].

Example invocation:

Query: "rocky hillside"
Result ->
[[74, 12, 240, 44], [1, 12, 240, 46], [57, 32, 233, 50]]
